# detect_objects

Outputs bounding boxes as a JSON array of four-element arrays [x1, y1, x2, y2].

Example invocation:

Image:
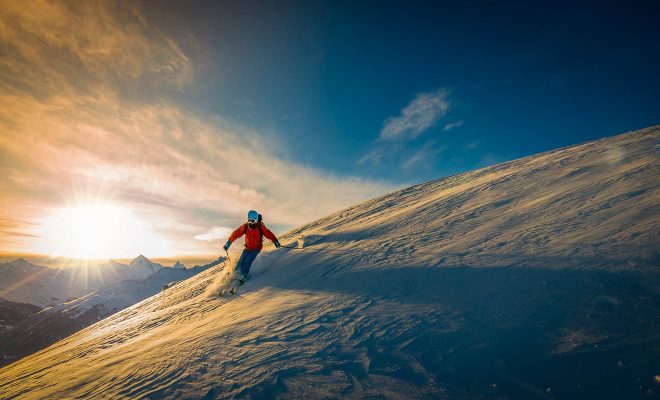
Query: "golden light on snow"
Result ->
[[34, 204, 168, 259]]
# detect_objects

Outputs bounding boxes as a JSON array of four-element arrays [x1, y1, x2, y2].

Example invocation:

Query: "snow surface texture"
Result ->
[[0, 128, 658, 399]]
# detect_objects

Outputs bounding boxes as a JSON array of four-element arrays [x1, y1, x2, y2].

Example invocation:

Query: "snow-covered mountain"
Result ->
[[0, 298, 40, 333], [0, 256, 163, 307], [0, 259, 60, 306], [0, 259, 212, 366], [0, 127, 658, 399], [128, 254, 163, 279]]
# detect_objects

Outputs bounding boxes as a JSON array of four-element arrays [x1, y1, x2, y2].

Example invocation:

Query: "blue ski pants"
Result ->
[[236, 249, 260, 278]]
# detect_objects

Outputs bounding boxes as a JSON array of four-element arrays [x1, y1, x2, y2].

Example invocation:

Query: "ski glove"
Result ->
[[274, 239, 281, 248], [223, 240, 231, 252]]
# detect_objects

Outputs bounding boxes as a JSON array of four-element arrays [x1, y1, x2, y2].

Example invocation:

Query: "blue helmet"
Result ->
[[247, 210, 258, 222]]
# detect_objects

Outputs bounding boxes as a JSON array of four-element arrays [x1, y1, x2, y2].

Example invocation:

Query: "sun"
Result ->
[[38, 203, 165, 259]]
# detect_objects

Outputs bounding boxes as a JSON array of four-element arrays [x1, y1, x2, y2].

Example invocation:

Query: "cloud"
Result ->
[[0, 1, 396, 258], [402, 141, 446, 170], [443, 120, 463, 131], [194, 227, 234, 242], [379, 90, 449, 141], [357, 147, 386, 165], [359, 89, 451, 170], [0, 1, 192, 99]]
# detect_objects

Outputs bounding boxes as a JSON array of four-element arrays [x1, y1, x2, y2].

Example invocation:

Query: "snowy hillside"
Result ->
[[0, 127, 658, 399], [0, 256, 163, 307]]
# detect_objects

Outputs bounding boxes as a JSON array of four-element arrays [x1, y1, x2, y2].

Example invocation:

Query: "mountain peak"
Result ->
[[172, 261, 186, 269], [129, 254, 151, 267], [9, 258, 36, 268], [127, 255, 161, 278]]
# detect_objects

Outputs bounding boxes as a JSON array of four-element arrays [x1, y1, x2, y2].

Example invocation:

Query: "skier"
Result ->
[[223, 210, 280, 284]]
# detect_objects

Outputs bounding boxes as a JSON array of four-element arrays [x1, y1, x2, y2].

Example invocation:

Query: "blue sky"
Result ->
[[150, 1, 660, 182], [0, 1, 658, 260]]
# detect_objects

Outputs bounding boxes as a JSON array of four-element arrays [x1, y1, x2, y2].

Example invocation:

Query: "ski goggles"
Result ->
[[247, 218, 258, 224]]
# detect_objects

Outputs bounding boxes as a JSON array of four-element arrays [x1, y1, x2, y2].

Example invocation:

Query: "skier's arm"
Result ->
[[224, 224, 247, 251], [228, 224, 247, 243], [261, 223, 280, 247]]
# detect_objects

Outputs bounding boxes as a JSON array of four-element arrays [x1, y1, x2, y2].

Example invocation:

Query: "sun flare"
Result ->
[[37, 203, 166, 259]]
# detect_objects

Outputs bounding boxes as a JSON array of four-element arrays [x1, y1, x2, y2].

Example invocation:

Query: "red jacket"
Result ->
[[228, 222, 278, 251]]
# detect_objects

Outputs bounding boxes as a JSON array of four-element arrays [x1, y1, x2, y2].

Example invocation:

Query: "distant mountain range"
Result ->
[[0, 255, 223, 366], [0, 255, 179, 307]]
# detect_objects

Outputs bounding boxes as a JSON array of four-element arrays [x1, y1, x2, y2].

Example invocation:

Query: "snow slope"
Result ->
[[0, 127, 658, 399]]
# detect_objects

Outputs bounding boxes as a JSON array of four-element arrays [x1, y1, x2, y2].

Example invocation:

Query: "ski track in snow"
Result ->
[[0, 127, 659, 399]]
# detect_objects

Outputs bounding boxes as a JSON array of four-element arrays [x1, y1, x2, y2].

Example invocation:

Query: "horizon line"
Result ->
[[0, 252, 221, 268]]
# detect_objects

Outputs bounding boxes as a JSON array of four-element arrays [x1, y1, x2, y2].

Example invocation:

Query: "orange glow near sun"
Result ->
[[34, 203, 167, 259]]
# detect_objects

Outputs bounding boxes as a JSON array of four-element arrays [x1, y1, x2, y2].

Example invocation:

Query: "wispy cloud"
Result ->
[[357, 147, 386, 165], [0, 1, 192, 98], [0, 1, 395, 258], [443, 120, 463, 131], [194, 227, 234, 242], [402, 141, 446, 170], [379, 90, 449, 141], [360, 89, 451, 171]]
